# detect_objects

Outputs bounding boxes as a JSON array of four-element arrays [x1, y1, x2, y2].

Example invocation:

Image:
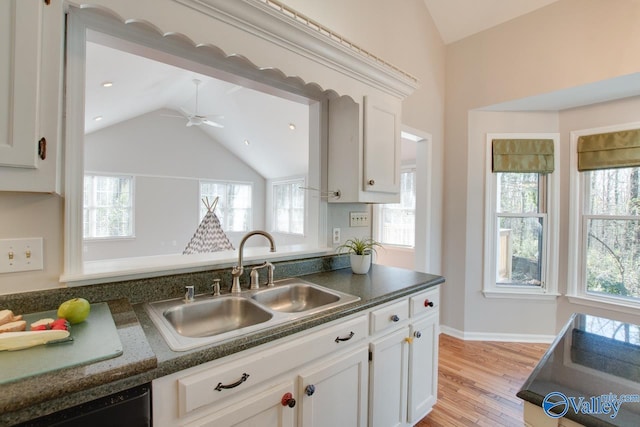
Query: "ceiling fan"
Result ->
[[166, 79, 224, 128]]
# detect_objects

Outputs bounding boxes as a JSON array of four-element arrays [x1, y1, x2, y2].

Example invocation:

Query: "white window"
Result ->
[[484, 133, 559, 298], [569, 123, 640, 311], [377, 169, 416, 247], [83, 174, 134, 239], [272, 178, 305, 235], [200, 181, 252, 232]]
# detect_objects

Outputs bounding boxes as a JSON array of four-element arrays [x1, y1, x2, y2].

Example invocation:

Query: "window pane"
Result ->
[[586, 167, 640, 216], [585, 218, 640, 299], [496, 216, 543, 286], [497, 173, 540, 213], [83, 175, 133, 238], [272, 179, 305, 235], [379, 170, 415, 246], [200, 181, 251, 231]]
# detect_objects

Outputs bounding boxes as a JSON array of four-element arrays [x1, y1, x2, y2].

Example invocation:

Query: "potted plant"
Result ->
[[336, 237, 382, 274]]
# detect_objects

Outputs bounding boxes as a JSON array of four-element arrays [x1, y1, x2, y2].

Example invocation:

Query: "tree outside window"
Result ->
[[583, 167, 640, 299]]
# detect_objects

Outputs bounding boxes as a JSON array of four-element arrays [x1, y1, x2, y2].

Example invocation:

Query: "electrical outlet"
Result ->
[[0, 238, 44, 274], [349, 212, 370, 227], [332, 228, 341, 244]]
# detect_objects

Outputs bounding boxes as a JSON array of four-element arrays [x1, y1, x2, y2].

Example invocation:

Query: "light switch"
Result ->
[[0, 238, 44, 274], [349, 212, 370, 227]]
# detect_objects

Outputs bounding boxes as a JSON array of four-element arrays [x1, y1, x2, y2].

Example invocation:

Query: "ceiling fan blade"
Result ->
[[180, 106, 194, 117], [202, 119, 224, 128], [160, 114, 185, 118]]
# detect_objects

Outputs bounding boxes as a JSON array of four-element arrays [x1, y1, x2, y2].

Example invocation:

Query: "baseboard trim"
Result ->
[[439, 325, 555, 343]]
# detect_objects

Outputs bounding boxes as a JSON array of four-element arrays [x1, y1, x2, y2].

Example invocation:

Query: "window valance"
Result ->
[[577, 129, 640, 171], [492, 139, 554, 173]]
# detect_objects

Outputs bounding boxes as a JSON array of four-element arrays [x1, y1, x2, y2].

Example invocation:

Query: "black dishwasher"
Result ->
[[16, 383, 151, 427]]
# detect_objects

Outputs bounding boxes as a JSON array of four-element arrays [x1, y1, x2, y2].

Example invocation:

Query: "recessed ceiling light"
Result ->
[[244, 139, 250, 146], [288, 123, 296, 130], [93, 116, 103, 121], [101, 81, 113, 88]]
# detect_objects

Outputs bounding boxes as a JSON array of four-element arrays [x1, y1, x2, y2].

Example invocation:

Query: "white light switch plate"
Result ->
[[349, 212, 370, 227], [0, 238, 44, 274]]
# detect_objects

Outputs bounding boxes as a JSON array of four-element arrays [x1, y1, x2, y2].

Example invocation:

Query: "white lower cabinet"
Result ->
[[299, 346, 369, 427], [152, 285, 440, 427], [369, 287, 440, 427]]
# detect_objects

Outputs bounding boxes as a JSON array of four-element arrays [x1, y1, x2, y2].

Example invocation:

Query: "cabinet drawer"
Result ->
[[370, 299, 409, 335], [177, 315, 367, 416], [409, 287, 439, 318]]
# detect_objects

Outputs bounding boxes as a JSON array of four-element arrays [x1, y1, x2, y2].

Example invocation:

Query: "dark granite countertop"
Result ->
[[518, 313, 640, 427], [0, 263, 443, 426]]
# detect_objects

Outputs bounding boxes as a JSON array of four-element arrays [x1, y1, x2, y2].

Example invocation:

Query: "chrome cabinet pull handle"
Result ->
[[335, 331, 355, 343], [215, 373, 249, 391]]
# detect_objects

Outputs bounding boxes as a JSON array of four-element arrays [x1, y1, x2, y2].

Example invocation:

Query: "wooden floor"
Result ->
[[418, 334, 549, 427]]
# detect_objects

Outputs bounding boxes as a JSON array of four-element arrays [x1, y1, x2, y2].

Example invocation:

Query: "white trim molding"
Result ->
[[440, 325, 555, 344]]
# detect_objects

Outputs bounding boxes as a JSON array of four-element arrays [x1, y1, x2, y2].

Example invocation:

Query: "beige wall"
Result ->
[[444, 0, 640, 334], [0, 0, 445, 294]]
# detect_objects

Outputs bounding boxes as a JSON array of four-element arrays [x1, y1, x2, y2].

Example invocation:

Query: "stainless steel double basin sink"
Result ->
[[145, 278, 360, 351]]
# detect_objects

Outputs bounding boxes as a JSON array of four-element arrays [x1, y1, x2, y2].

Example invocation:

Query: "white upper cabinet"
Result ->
[[327, 94, 401, 203], [0, 0, 63, 193]]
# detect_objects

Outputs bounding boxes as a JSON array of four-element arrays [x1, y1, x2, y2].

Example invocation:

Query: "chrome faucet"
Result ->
[[231, 231, 276, 293]]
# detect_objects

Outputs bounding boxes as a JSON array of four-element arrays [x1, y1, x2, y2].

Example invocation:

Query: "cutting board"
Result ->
[[0, 302, 123, 384]]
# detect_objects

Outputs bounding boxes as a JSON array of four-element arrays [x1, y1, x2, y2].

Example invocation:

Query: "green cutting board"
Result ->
[[0, 302, 123, 384]]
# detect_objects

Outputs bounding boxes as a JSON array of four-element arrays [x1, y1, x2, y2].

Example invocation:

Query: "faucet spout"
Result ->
[[230, 230, 277, 293]]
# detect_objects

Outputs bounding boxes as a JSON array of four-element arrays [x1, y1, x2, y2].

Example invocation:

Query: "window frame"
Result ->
[[83, 173, 135, 240], [483, 133, 560, 299], [568, 122, 640, 313], [199, 180, 253, 233], [270, 176, 306, 236], [375, 166, 416, 248]]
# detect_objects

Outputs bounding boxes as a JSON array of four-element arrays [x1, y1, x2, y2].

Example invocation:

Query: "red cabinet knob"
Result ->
[[424, 299, 434, 307], [281, 392, 296, 408]]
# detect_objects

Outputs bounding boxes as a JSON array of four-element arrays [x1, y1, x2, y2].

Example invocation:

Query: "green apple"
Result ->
[[57, 298, 91, 324]]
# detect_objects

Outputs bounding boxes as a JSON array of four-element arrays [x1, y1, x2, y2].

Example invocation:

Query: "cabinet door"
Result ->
[[407, 312, 439, 423], [299, 346, 369, 427], [0, 0, 41, 168], [185, 381, 296, 427], [363, 95, 401, 194], [369, 327, 409, 427], [0, 0, 63, 192]]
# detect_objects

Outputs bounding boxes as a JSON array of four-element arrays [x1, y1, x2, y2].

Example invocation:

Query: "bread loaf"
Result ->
[[0, 320, 27, 333]]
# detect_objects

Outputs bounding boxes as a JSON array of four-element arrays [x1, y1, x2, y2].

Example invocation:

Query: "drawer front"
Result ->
[[178, 314, 368, 416], [409, 287, 439, 318], [370, 299, 409, 335]]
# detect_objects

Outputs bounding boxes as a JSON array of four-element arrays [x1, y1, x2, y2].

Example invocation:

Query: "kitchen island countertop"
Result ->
[[518, 313, 640, 427]]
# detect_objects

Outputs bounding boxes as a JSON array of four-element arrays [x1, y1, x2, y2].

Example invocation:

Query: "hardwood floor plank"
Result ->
[[418, 334, 548, 427]]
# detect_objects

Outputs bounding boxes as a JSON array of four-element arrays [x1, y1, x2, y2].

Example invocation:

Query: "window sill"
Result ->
[[482, 289, 560, 301], [567, 294, 640, 316]]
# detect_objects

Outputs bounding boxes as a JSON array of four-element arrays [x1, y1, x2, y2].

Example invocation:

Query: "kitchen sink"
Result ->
[[251, 282, 340, 313], [145, 278, 360, 351], [163, 297, 272, 338]]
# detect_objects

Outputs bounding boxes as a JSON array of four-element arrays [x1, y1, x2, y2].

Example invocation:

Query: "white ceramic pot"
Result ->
[[350, 253, 372, 274]]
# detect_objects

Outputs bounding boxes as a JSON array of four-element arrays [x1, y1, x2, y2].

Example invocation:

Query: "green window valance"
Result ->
[[492, 139, 554, 173], [577, 129, 640, 171]]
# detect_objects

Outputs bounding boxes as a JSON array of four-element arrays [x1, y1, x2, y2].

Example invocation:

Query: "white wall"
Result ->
[[83, 109, 266, 260]]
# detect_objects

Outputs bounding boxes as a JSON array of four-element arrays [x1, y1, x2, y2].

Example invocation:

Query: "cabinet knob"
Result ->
[[368, 179, 375, 186], [405, 337, 414, 344], [281, 392, 296, 408], [424, 299, 434, 308], [390, 314, 400, 322], [414, 331, 422, 339], [305, 384, 316, 396]]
